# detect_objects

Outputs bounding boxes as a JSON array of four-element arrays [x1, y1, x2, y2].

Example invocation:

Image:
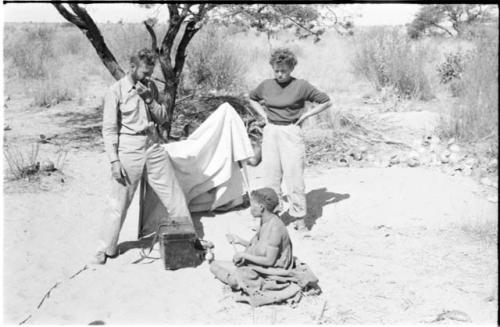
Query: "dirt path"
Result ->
[[3, 149, 497, 324]]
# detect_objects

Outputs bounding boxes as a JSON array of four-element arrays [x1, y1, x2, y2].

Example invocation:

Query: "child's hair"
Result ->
[[251, 187, 279, 212], [269, 48, 298, 68]]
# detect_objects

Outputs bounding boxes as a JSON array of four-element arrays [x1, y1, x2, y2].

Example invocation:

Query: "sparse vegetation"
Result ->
[[438, 26, 498, 142], [184, 25, 246, 93], [3, 143, 40, 180], [352, 27, 434, 100]]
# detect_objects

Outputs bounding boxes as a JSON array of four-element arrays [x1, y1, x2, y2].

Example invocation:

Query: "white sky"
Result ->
[[2, 3, 422, 26]]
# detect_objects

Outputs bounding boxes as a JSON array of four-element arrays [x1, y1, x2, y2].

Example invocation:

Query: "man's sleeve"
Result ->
[[102, 86, 120, 163], [147, 82, 169, 125], [249, 81, 264, 102], [304, 81, 330, 104]]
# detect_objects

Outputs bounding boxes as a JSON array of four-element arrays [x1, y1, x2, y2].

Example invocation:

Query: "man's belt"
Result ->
[[268, 119, 298, 126]]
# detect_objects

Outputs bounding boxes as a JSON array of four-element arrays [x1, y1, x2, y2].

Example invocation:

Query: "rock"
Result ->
[[358, 145, 368, 154], [350, 151, 363, 161], [407, 157, 420, 167], [454, 165, 472, 176], [4, 124, 11, 131], [464, 157, 477, 167], [487, 159, 498, 172], [338, 157, 349, 167], [408, 151, 420, 159], [440, 152, 450, 164], [487, 195, 498, 203], [462, 166, 472, 176], [434, 310, 471, 323], [448, 137, 455, 145], [480, 177, 493, 186], [448, 152, 462, 164], [40, 160, 55, 172], [449, 144, 460, 152], [365, 154, 375, 162], [389, 154, 400, 166]]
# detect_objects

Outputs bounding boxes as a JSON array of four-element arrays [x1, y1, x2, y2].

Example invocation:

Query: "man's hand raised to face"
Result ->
[[135, 81, 153, 104]]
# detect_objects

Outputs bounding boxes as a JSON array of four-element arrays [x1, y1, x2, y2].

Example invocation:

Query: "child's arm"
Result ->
[[236, 225, 282, 267], [226, 233, 250, 247]]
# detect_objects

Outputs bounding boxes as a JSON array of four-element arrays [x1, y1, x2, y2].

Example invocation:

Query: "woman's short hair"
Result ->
[[251, 187, 280, 212], [269, 48, 298, 68], [130, 48, 156, 66]]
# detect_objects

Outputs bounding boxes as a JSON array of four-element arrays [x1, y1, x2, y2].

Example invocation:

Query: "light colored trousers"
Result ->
[[261, 123, 306, 218], [97, 134, 191, 255]]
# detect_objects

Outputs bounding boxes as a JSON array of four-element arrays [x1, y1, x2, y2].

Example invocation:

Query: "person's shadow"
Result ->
[[280, 188, 350, 231]]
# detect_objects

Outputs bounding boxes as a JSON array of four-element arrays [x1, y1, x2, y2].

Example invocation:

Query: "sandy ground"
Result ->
[[2, 81, 498, 324]]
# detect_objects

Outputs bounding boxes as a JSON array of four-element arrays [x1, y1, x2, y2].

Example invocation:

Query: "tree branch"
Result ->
[[52, 3, 86, 29], [283, 14, 320, 38], [174, 20, 198, 78], [53, 2, 124, 80], [144, 20, 158, 54], [430, 22, 454, 36]]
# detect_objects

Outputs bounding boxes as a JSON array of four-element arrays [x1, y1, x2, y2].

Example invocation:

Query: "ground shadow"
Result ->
[[54, 106, 104, 149], [280, 188, 350, 231], [116, 235, 156, 255]]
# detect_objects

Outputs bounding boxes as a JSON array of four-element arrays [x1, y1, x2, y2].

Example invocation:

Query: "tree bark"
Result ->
[[53, 3, 125, 80]]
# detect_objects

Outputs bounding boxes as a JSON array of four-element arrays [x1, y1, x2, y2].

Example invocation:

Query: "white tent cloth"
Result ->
[[138, 103, 255, 237]]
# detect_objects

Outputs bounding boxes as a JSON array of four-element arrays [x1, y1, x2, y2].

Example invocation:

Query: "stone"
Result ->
[[464, 157, 477, 167], [449, 144, 460, 152], [389, 154, 400, 166], [480, 177, 493, 186], [407, 157, 420, 167], [365, 154, 375, 162], [40, 160, 55, 172], [440, 153, 450, 164], [448, 152, 461, 164]]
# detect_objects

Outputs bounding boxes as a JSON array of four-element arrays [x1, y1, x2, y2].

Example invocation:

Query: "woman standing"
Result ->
[[248, 48, 332, 231]]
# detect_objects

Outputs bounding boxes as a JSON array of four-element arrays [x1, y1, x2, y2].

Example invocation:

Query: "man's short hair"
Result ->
[[251, 187, 280, 212], [269, 48, 298, 68], [130, 48, 156, 66]]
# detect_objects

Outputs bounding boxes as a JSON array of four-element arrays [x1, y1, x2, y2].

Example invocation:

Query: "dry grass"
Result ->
[[3, 143, 40, 180], [352, 27, 434, 100], [3, 21, 498, 148]]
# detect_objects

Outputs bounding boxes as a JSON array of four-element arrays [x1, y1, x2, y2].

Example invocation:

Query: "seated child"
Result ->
[[209, 187, 294, 290]]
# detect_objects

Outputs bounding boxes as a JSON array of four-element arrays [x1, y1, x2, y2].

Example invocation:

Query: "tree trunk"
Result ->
[[52, 3, 125, 80]]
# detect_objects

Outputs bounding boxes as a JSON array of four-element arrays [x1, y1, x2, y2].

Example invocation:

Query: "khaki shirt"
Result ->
[[102, 75, 168, 162]]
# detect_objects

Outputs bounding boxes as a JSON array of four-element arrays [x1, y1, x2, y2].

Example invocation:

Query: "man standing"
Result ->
[[93, 48, 191, 264]]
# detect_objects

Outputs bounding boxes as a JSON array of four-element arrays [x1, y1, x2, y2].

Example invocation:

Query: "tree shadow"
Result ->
[[53, 106, 104, 149], [280, 188, 350, 231]]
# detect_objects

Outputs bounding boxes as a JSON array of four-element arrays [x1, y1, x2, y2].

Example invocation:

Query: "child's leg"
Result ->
[[209, 260, 239, 289]]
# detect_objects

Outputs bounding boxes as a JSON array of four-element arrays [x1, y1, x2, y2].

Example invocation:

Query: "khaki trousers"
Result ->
[[261, 123, 306, 218], [97, 134, 191, 255]]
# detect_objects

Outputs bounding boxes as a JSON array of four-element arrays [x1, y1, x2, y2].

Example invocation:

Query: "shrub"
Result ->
[[439, 27, 498, 142], [352, 27, 433, 100], [3, 143, 40, 180], [184, 24, 246, 93], [31, 77, 75, 107], [4, 25, 55, 79]]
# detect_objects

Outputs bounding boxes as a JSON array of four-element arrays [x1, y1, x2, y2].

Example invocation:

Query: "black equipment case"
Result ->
[[158, 218, 205, 270]]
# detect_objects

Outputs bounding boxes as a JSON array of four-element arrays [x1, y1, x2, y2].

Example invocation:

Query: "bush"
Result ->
[[436, 50, 476, 97], [352, 27, 433, 100], [4, 25, 55, 79], [31, 77, 75, 107], [184, 24, 246, 93], [439, 28, 498, 141]]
